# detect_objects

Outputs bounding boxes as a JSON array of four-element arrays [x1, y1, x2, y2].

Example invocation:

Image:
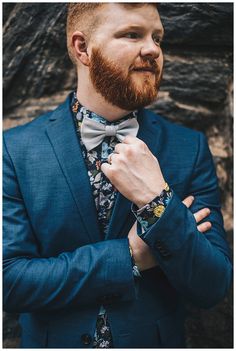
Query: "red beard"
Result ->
[[89, 47, 162, 111]]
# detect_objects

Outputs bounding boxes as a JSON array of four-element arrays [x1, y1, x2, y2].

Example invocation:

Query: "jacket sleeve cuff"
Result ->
[[139, 192, 194, 254], [101, 238, 137, 303], [131, 187, 173, 235]]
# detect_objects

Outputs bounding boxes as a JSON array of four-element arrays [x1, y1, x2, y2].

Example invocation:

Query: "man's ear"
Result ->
[[72, 31, 90, 66]]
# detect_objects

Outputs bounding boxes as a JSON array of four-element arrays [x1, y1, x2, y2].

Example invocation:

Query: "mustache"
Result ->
[[131, 58, 159, 73]]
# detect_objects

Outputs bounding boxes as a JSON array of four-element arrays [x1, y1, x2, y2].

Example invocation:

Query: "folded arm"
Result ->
[[101, 133, 232, 308], [3, 138, 136, 313]]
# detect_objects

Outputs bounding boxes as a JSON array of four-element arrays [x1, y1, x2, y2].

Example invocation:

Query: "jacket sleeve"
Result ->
[[140, 132, 232, 308], [3, 137, 136, 313]]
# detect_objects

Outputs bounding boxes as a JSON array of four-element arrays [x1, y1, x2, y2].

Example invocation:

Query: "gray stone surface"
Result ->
[[3, 3, 233, 348], [158, 3, 233, 46]]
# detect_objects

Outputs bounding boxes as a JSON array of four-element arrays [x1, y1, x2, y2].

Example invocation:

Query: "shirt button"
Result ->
[[81, 333, 92, 345]]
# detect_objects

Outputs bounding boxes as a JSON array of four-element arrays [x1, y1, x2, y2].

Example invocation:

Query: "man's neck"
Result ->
[[76, 82, 133, 122]]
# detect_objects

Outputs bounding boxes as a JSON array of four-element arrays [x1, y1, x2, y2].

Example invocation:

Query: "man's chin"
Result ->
[[130, 82, 158, 99], [119, 91, 159, 110], [131, 74, 157, 88], [131, 70, 156, 82]]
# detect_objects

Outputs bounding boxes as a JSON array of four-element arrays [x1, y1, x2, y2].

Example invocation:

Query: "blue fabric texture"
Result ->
[[3, 93, 232, 348]]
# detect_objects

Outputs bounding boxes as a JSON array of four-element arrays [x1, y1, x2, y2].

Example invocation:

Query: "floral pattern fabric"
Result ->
[[93, 314, 114, 348], [72, 92, 138, 235], [70, 92, 172, 347], [132, 183, 173, 234], [71, 92, 137, 348]]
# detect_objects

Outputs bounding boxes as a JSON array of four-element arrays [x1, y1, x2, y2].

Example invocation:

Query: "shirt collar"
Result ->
[[71, 91, 138, 126]]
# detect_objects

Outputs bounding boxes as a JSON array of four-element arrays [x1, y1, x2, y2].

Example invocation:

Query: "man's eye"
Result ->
[[125, 32, 140, 39], [153, 36, 162, 45]]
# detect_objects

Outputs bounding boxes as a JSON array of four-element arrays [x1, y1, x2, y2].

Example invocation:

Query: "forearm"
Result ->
[[3, 238, 136, 313], [140, 192, 232, 308]]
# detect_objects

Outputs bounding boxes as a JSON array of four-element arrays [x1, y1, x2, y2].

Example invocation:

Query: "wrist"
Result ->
[[130, 247, 142, 271], [135, 181, 167, 209], [129, 245, 142, 276], [130, 246, 156, 272]]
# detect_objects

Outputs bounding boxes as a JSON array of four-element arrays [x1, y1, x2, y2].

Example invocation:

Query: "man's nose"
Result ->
[[140, 38, 161, 60]]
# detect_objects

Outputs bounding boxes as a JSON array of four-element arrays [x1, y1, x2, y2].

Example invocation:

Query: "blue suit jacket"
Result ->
[[3, 93, 232, 348]]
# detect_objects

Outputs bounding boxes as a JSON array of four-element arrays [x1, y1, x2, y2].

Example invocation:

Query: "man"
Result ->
[[3, 3, 232, 348]]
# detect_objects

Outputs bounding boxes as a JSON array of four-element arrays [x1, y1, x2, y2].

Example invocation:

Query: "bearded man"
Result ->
[[3, 3, 232, 348]]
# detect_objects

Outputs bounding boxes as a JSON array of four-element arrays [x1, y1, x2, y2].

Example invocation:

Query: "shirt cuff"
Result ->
[[131, 183, 173, 235]]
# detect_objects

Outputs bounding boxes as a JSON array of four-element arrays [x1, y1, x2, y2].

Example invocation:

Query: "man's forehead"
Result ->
[[98, 3, 163, 31]]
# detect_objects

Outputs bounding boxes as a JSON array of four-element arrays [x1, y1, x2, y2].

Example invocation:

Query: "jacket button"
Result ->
[[155, 240, 162, 249], [160, 249, 171, 258], [81, 333, 92, 345]]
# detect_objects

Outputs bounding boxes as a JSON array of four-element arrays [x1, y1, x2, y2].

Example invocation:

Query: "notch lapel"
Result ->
[[45, 96, 102, 243], [105, 108, 161, 240]]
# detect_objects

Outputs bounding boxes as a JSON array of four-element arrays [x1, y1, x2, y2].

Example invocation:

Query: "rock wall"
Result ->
[[3, 3, 233, 348]]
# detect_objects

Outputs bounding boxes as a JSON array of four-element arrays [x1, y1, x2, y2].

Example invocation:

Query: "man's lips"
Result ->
[[132, 67, 156, 73]]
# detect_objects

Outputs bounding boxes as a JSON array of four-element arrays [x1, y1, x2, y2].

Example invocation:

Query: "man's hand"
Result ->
[[128, 195, 212, 272], [182, 195, 212, 232], [101, 136, 166, 208]]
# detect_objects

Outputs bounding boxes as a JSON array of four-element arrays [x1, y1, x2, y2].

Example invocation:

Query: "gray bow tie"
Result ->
[[80, 116, 139, 151]]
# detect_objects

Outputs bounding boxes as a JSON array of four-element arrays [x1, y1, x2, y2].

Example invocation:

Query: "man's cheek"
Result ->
[[157, 53, 164, 71]]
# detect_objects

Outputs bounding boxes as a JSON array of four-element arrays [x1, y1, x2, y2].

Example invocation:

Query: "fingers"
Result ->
[[183, 196, 211, 223], [115, 138, 145, 153], [197, 221, 212, 233], [100, 162, 112, 177], [182, 195, 212, 233], [107, 153, 112, 164], [194, 207, 210, 223], [122, 135, 141, 144], [182, 195, 194, 208], [107, 152, 117, 164], [114, 143, 127, 153], [101, 153, 120, 178]]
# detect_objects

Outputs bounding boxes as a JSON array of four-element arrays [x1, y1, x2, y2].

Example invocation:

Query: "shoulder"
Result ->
[[141, 108, 211, 169], [3, 94, 71, 148], [142, 108, 205, 146], [3, 111, 56, 169], [4, 110, 52, 144]]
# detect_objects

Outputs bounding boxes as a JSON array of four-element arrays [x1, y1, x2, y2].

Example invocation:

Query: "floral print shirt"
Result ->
[[71, 93, 138, 348], [71, 93, 138, 235], [70, 92, 172, 347]]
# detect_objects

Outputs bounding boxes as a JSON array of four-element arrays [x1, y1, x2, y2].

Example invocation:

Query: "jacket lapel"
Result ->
[[45, 95, 102, 243], [105, 108, 161, 240]]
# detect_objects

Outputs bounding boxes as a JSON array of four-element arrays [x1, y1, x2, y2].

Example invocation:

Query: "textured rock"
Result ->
[[159, 52, 232, 116], [3, 3, 233, 348], [158, 3, 233, 46], [3, 3, 71, 112]]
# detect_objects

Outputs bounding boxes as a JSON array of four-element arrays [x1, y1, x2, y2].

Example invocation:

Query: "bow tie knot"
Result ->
[[80, 116, 139, 151], [105, 125, 118, 137]]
